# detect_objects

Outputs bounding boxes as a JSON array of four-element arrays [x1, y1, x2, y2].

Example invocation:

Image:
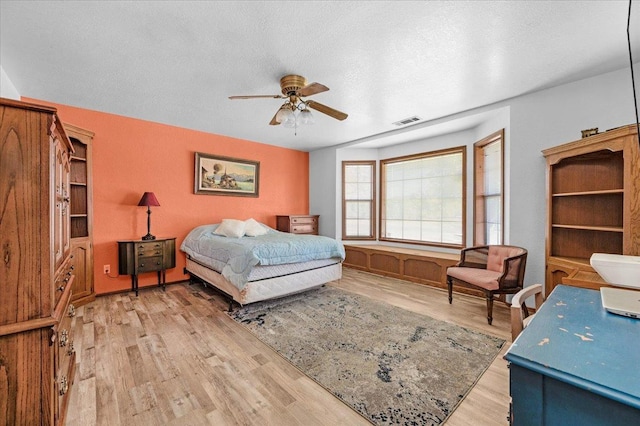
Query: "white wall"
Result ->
[[0, 66, 20, 100], [310, 64, 639, 289], [309, 147, 339, 237]]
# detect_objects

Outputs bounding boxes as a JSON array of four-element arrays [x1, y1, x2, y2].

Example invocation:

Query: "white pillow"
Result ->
[[244, 218, 268, 237], [214, 219, 246, 238]]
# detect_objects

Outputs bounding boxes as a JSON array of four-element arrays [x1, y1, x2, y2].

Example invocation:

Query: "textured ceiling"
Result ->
[[1, 1, 638, 151]]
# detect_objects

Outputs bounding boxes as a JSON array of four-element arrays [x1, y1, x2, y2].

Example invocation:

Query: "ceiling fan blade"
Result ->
[[228, 94, 283, 100], [269, 109, 281, 126], [306, 100, 348, 121], [298, 82, 329, 97]]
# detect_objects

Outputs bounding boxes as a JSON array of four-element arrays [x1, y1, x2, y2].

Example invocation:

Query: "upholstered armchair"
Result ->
[[447, 245, 528, 325]]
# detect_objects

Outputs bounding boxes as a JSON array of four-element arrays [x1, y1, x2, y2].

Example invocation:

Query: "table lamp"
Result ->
[[138, 192, 160, 240]]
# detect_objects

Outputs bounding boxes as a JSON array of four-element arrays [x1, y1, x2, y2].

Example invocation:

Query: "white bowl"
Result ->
[[590, 253, 640, 289]]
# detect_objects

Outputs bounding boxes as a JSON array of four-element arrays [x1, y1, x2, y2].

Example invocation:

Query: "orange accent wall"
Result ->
[[24, 98, 310, 295]]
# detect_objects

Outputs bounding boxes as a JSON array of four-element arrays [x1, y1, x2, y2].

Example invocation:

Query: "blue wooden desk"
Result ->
[[504, 285, 640, 425]]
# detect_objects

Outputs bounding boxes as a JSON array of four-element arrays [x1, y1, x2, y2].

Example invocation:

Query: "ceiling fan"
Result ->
[[229, 74, 348, 127]]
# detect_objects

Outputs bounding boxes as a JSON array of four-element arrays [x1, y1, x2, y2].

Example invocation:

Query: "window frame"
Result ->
[[379, 146, 466, 248], [342, 160, 376, 240], [473, 129, 505, 246]]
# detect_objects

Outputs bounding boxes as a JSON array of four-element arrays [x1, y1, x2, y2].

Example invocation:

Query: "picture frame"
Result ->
[[194, 152, 260, 197]]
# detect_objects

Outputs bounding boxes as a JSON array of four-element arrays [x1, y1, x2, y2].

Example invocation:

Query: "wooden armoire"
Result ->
[[0, 98, 77, 425]]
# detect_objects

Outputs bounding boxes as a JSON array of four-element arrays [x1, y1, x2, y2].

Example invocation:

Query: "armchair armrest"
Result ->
[[498, 250, 528, 289], [458, 245, 490, 269]]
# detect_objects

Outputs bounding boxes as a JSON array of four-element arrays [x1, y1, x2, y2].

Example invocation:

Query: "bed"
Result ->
[[180, 219, 345, 308]]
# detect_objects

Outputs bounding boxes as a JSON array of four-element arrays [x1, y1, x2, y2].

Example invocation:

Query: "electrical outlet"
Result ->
[[104, 264, 110, 274]]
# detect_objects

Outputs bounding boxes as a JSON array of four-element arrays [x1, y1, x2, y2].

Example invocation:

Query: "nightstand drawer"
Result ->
[[135, 242, 164, 257], [137, 256, 163, 273], [292, 224, 317, 234], [291, 216, 317, 225]]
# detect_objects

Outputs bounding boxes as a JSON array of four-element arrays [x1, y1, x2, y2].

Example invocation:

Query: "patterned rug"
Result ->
[[230, 286, 505, 425]]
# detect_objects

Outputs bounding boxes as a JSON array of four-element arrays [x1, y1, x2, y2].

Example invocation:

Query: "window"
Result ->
[[474, 130, 504, 245], [342, 161, 376, 240], [380, 147, 466, 247]]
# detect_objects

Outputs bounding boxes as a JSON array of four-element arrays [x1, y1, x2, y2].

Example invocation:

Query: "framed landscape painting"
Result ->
[[194, 152, 260, 197]]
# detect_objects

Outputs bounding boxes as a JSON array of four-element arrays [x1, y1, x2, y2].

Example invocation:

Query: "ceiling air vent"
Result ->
[[392, 116, 421, 126]]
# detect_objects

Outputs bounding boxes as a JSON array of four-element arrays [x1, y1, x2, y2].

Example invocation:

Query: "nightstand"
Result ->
[[117, 237, 176, 296], [276, 215, 319, 235]]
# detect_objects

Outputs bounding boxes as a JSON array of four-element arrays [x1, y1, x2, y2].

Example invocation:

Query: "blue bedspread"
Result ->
[[180, 224, 345, 290]]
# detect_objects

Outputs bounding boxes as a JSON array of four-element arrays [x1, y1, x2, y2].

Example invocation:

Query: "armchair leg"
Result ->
[[486, 293, 494, 325], [447, 277, 453, 304]]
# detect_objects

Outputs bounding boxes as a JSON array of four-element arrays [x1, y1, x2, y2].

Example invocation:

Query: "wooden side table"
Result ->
[[276, 215, 319, 235], [117, 237, 176, 296]]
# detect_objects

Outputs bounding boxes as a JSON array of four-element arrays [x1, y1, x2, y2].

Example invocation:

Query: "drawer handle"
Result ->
[[59, 329, 68, 347], [139, 252, 145, 256], [68, 304, 76, 318], [59, 376, 68, 396]]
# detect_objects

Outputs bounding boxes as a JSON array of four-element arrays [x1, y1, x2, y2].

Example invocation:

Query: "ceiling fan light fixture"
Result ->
[[229, 74, 348, 129], [299, 108, 315, 125], [282, 113, 297, 128], [275, 104, 293, 123]]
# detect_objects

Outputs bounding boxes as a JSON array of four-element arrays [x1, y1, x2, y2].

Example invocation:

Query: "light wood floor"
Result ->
[[66, 268, 511, 425]]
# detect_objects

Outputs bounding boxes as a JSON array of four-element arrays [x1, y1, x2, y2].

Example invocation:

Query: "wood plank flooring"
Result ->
[[66, 268, 511, 425]]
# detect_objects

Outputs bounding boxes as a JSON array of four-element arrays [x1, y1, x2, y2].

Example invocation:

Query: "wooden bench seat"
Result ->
[[343, 244, 459, 290]]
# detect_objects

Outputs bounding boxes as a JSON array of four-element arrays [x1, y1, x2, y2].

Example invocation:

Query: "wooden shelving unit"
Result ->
[[65, 124, 95, 307], [542, 124, 640, 294], [70, 146, 88, 238]]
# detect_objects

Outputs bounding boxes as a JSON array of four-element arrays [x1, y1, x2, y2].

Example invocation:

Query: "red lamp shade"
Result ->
[[138, 192, 160, 207], [138, 192, 160, 240]]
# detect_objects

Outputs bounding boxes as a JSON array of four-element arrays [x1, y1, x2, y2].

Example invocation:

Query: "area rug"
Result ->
[[230, 286, 505, 426]]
